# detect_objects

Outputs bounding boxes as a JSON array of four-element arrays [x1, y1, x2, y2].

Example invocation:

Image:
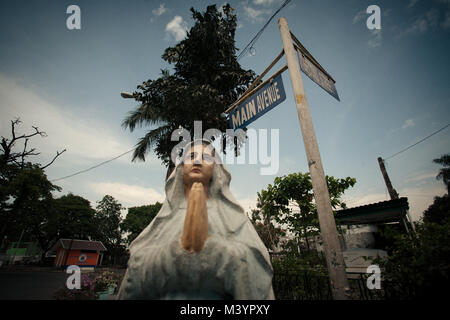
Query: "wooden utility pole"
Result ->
[[377, 157, 416, 233], [278, 17, 350, 300], [377, 157, 399, 199]]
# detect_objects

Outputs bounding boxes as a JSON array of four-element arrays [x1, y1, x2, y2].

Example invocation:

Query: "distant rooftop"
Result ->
[[335, 197, 409, 225], [51, 239, 107, 252]]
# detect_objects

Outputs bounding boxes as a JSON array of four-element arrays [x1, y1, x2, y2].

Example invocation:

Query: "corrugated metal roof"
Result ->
[[51, 239, 107, 252], [335, 197, 409, 225]]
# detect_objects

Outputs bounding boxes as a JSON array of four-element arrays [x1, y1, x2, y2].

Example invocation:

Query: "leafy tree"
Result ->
[[121, 202, 162, 244], [253, 172, 356, 299], [8, 193, 100, 264], [434, 153, 450, 193], [9, 165, 61, 260], [95, 195, 125, 266], [122, 4, 255, 168], [422, 153, 450, 224], [53, 193, 98, 240], [0, 118, 64, 258], [249, 208, 284, 252], [423, 194, 450, 225], [255, 172, 356, 253]]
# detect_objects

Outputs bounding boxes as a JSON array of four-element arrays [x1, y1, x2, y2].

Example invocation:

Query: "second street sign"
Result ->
[[229, 73, 286, 130], [297, 50, 340, 101]]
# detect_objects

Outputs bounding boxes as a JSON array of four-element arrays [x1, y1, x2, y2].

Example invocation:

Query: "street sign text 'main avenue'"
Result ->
[[228, 74, 286, 130]]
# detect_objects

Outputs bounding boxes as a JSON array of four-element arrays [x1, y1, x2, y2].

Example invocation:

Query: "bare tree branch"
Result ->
[[1, 119, 60, 169], [40, 149, 67, 170], [6, 121, 46, 151], [11, 118, 19, 141], [20, 138, 29, 168]]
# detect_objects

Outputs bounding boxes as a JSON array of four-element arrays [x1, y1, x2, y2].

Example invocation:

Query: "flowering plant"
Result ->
[[54, 273, 96, 300], [54, 270, 122, 300], [93, 271, 121, 293]]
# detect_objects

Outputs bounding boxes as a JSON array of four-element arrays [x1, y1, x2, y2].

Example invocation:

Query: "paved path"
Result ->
[[0, 270, 67, 300]]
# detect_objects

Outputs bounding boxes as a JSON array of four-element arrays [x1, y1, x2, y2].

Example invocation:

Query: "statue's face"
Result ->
[[182, 144, 215, 187]]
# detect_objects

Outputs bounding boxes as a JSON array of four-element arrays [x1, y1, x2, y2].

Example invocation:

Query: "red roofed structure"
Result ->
[[52, 239, 107, 269]]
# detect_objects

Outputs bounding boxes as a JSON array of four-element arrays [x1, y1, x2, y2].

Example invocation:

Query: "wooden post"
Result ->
[[278, 17, 350, 300], [406, 210, 416, 233], [377, 157, 399, 200], [377, 157, 416, 234]]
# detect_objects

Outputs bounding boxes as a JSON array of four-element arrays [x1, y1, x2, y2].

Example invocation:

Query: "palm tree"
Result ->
[[434, 153, 450, 193], [121, 4, 255, 177], [122, 70, 175, 162]]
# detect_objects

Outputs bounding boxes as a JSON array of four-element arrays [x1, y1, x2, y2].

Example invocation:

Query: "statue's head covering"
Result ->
[[128, 139, 270, 259]]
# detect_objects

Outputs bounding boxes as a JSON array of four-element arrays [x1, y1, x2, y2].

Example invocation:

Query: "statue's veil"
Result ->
[[128, 139, 270, 262]]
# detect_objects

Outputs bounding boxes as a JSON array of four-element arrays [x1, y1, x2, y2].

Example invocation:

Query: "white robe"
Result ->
[[117, 159, 274, 300]]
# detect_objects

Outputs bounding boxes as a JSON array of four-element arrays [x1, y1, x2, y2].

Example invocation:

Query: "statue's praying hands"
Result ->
[[181, 181, 208, 253], [181, 143, 215, 253]]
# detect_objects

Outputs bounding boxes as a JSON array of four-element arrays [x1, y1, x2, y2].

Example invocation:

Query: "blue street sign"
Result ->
[[298, 51, 340, 101], [228, 74, 286, 130]]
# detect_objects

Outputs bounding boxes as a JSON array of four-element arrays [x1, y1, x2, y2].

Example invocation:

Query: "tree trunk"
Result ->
[[264, 219, 276, 253], [303, 224, 310, 251]]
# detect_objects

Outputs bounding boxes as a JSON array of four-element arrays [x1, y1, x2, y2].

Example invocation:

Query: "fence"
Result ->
[[272, 271, 388, 300]]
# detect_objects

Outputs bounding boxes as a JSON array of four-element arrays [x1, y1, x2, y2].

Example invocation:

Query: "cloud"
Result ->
[[165, 16, 188, 41], [342, 193, 389, 209], [399, 185, 447, 221], [243, 6, 271, 23], [91, 182, 257, 216], [383, 8, 392, 17], [425, 8, 440, 27], [442, 11, 450, 29], [253, 0, 280, 6], [408, 0, 420, 8], [401, 8, 441, 36], [90, 182, 164, 208], [401, 119, 415, 129], [405, 172, 437, 183], [352, 9, 366, 24], [150, 3, 168, 22], [407, 17, 429, 34], [368, 29, 382, 48], [152, 3, 167, 16], [437, 0, 450, 5], [0, 73, 134, 166]]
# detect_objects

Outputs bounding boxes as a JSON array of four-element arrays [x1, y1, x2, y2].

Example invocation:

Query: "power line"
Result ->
[[237, 0, 292, 61], [50, 148, 135, 183], [384, 123, 450, 161]]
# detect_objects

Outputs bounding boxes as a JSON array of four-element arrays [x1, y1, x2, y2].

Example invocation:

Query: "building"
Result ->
[[52, 239, 107, 270], [334, 197, 412, 275], [2, 241, 42, 265], [280, 198, 412, 274]]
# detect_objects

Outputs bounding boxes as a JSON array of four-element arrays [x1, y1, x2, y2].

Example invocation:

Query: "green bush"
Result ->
[[374, 217, 450, 299]]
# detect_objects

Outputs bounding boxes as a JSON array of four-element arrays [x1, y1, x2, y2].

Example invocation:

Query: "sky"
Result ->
[[0, 0, 449, 222]]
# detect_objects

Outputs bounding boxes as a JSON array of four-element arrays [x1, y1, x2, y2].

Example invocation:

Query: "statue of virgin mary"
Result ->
[[117, 139, 274, 300]]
